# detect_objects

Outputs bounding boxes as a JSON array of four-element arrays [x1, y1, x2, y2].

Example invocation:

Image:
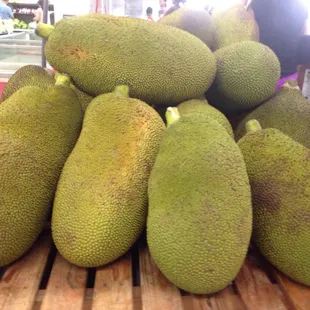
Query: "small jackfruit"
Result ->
[[177, 98, 233, 137], [147, 109, 252, 294], [158, 8, 216, 50], [238, 120, 310, 286], [212, 6, 259, 50], [235, 81, 310, 148], [52, 86, 165, 267], [0, 74, 83, 266], [36, 14, 216, 105], [2, 65, 54, 101], [207, 41, 280, 113]]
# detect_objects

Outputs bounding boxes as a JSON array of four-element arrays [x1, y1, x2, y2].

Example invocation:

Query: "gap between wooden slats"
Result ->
[[40, 253, 87, 310], [235, 257, 287, 310], [92, 253, 134, 310], [209, 285, 246, 310], [273, 269, 310, 310], [139, 247, 184, 310], [0, 234, 51, 310]]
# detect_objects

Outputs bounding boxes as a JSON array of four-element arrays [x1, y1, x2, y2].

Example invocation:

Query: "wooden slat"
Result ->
[[209, 285, 246, 310], [0, 234, 52, 310], [139, 247, 183, 310], [273, 269, 310, 310], [235, 257, 287, 310], [187, 295, 212, 310], [92, 253, 134, 310], [40, 253, 87, 310]]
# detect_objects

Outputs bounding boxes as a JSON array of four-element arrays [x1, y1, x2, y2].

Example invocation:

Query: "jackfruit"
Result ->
[[212, 6, 259, 50], [177, 98, 233, 137], [147, 109, 252, 294], [207, 41, 280, 113], [0, 74, 83, 266], [36, 14, 216, 105], [158, 8, 216, 50], [2, 65, 54, 101], [52, 85, 165, 267], [54, 71, 93, 111], [235, 81, 310, 148], [238, 120, 310, 286]]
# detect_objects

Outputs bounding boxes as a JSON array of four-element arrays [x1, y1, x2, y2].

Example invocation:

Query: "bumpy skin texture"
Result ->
[[177, 99, 233, 137], [0, 85, 83, 267], [207, 41, 280, 113], [212, 7, 259, 50], [238, 128, 310, 286], [71, 85, 93, 112], [147, 115, 252, 294], [2, 65, 54, 101], [43, 14, 216, 105], [158, 8, 216, 51], [52, 94, 165, 267], [235, 86, 310, 147]]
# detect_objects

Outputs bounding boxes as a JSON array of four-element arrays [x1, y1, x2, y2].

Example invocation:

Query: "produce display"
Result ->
[[0, 5, 309, 297], [235, 80, 310, 148], [13, 18, 31, 30], [158, 8, 216, 51]]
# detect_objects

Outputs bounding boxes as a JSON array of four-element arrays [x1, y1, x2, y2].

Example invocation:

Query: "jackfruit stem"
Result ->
[[113, 85, 129, 97], [246, 119, 262, 133], [35, 23, 55, 39], [166, 107, 180, 127], [282, 80, 300, 90], [55, 73, 71, 87]]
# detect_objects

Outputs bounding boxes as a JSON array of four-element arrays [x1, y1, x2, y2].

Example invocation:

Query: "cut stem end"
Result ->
[[166, 107, 180, 127], [246, 119, 262, 133]]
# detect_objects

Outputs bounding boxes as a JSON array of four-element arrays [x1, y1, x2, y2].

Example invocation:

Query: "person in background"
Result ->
[[33, 0, 45, 23], [0, 0, 13, 20], [146, 7, 154, 21], [163, 0, 186, 17], [247, 0, 308, 90]]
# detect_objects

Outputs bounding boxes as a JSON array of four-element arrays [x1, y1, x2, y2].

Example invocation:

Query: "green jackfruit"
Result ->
[[0, 75, 83, 266], [36, 14, 216, 105], [54, 71, 93, 112], [52, 86, 165, 267], [238, 120, 310, 286], [235, 81, 310, 148], [207, 41, 280, 113], [212, 6, 259, 50], [2, 65, 54, 101], [158, 8, 216, 50], [177, 98, 233, 137], [147, 109, 252, 294]]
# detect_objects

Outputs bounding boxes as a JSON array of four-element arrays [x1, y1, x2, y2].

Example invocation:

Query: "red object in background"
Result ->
[[0, 82, 6, 96]]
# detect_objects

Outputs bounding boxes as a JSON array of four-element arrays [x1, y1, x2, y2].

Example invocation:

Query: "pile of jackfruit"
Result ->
[[0, 5, 309, 296]]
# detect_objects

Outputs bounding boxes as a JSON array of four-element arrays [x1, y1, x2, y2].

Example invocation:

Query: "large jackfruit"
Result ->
[[52, 86, 165, 267], [177, 98, 233, 137], [36, 14, 216, 105], [238, 120, 310, 286], [147, 109, 252, 294], [212, 6, 259, 50], [235, 81, 310, 148], [158, 8, 216, 50], [2, 65, 54, 101], [0, 75, 83, 266], [207, 41, 280, 113]]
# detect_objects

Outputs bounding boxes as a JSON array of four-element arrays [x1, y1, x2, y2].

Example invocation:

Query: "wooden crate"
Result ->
[[0, 231, 309, 310]]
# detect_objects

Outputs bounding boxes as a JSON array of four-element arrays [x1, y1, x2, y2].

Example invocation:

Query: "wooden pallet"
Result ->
[[0, 231, 309, 310]]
